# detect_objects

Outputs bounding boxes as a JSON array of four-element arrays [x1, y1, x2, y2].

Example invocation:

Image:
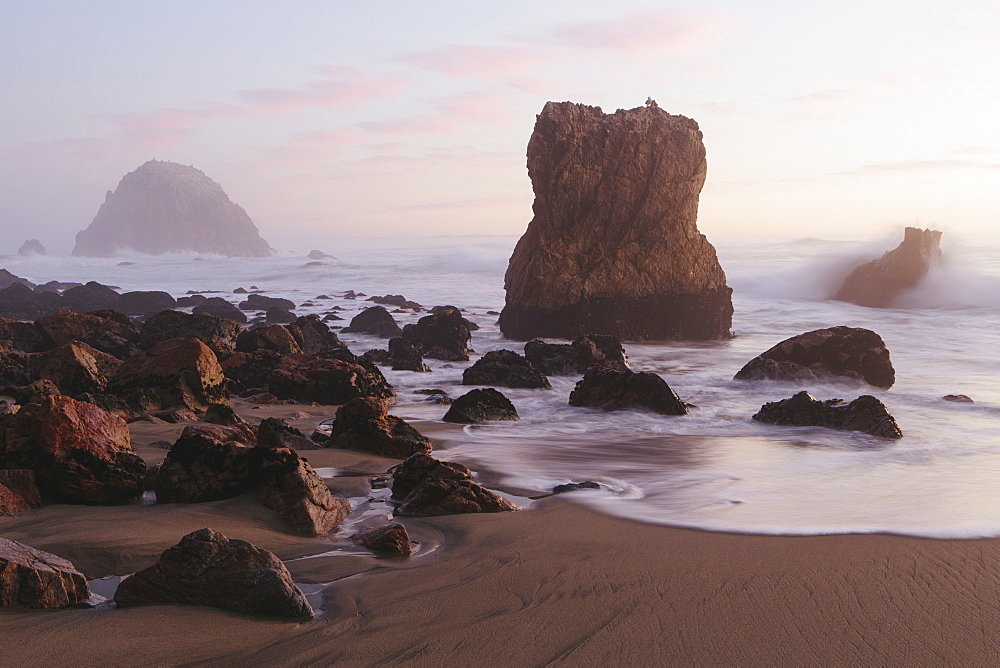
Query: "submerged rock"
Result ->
[[0, 538, 90, 609], [462, 350, 550, 389], [73, 160, 275, 257], [833, 227, 942, 307], [734, 326, 895, 389], [113, 528, 312, 618], [442, 388, 519, 424], [499, 100, 733, 341], [942, 394, 974, 404], [569, 368, 688, 415], [752, 391, 902, 439]]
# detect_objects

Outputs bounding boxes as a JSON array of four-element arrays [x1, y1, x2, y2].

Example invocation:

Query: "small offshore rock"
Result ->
[[443, 388, 519, 424], [569, 368, 688, 415], [942, 394, 974, 403], [752, 391, 903, 439], [462, 350, 550, 389], [552, 481, 602, 494]]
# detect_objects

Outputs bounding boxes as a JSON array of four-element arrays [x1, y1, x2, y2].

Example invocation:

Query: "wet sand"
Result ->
[[2, 403, 1000, 665]]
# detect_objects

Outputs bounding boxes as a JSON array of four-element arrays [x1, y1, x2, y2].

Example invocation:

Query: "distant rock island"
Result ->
[[499, 100, 733, 341], [72, 160, 275, 258], [17, 240, 46, 257], [833, 227, 942, 308]]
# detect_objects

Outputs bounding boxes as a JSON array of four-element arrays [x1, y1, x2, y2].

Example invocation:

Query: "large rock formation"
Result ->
[[72, 160, 275, 257], [833, 227, 942, 307], [499, 100, 733, 341]]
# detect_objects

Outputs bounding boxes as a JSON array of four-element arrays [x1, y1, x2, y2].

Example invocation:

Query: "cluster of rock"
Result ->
[[0, 274, 179, 321], [753, 391, 903, 439]]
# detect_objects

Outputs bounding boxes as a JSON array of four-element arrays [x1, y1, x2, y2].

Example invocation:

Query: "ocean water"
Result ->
[[4, 233, 999, 538]]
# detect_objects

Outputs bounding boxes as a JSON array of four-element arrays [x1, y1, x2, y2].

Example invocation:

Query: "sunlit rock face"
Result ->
[[72, 160, 275, 257], [499, 101, 733, 342], [832, 227, 942, 308]]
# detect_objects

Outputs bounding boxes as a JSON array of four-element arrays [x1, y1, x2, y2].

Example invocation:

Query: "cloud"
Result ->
[[542, 9, 738, 57], [356, 90, 515, 136], [398, 44, 550, 78], [106, 69, 407, 148]]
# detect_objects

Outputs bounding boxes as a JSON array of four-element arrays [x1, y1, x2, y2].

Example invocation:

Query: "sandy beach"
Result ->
[[1, 402, 999, 666]]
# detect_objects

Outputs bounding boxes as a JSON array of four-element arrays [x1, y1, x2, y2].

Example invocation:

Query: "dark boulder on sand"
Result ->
[[352, 523, 412, 556], [140, 310, 243, 359], [569, 368, 688, 415], [256, 456, 351, 535], [203, 402, 244, 426], [328, 397, 431, 458], [833, 227, 942, 308], [443, 388, 519, 424], [266, 352, 395, 406], [257, 417, 319, 450], [402, 306, 472, 361], [753, 391, 902, 439], [0, 538, 90, 609], [32, 341, 121, 396], [524, 334, 629, 375], [343, 306, 402, 339], [734, 326, 895, 389], [114, 528, 312, 618], [107, 337, 229, 412], [286, 315, 343, 355], [499, 100, 733, 342], [0, 395, 145, 504], [462, 349, 550, 389], [390, 453, 514, 517]]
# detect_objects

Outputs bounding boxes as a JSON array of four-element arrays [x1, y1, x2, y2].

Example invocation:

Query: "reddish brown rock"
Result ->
[[833, 227, 942, 308], [329, 397, 431, 458], [401, 306, 471, 361], [268, 353, 395, 406], [180, 423, 256, 446], [733, 326, 895, 389], [33, 341, 122, 396], [0, 469, 41, 511], [0, 482, 31, 514], [140, 310, 243, 359], [107, 337, 229, 412], [398, 478, 517, 517], [113, 528, 311, 618], [236, 325, 303, 355], [203, 403, 244, 426], [0, 342, 32, 387], [257, 456, 350, 535], [0, 317, 48, 353], [34, 310, 138, 359], [0, 538, 91, 609], [257, 418, 319, 450], [499, 100, 733, 341], [0, 396, 144, 504], [390, 453, 473, 501], [287, 315, 343, 355], [154, 433, 260, 503], [569, 368, 688, 415], [352, 523, 412, 556]]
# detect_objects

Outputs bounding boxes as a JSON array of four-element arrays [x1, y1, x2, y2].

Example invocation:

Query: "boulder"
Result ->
[[58, 281, 122, 313], [442, 388, 519, 424], [499, 100, 733, 341], [219, 349, 284, 394], [0, 342, 32, 386], [113, 528, 311, 618], [203, 403, 244, 426], [390, 453, 473, 501], [180, 423, 256, 446], [552, 481, 603, 494], [32, 341, 121, 396], [0, 317, 48, 353], [524, 334, 629, 375], [239, 294, 294, 312], [0, 395, 145, 504], [0, 538, 90, 609], [17, 239, 46, 257], [0, 469, 42, 509], [107, 337, 229, 412], [257, 456, 350, 535], [154, 433, 261, 503], [267, 353, 395, 406], [367, 294, 422, 309], [943, 394, 974, 403], [342, 306, 402, 339], [387, 337, 429, 372], [733, 326, 895, 389], [73, 160, 275, 257], [351, 523, 412, 556], [118, 291, 177, 316], [462, 349, 550, 389], [0, 284, 50, 320], [307, 250, 332, 260], [265, 307, 296, 325], [140, 310, 243, 358], [34, 310, 139, 359], [752, 391, 903, 439], [397, 478, 517, 517], [236, 325, 302, 355], [257, 418, 319, 450], [328, 397, 431, 458], [401, 306, 471, 361], [833, 227, 943, 307], [0, 379, 61, 406], [176, 294, 207, 307], [569, 368, 688, 415], [192, 297, 248, 323], [287, 315, 343, 355]]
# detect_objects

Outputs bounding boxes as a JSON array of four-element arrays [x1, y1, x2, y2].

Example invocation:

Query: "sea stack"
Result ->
[[832, 227, 942, 307], [499, 100, 732, 341], [72, 160, 275, 257]]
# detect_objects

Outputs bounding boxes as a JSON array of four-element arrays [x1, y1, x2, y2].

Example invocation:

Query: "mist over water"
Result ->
[[5, 233, 999, 537]]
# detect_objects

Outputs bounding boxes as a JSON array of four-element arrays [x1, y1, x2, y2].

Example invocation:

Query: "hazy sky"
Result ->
[[2, 0, 997, 253]]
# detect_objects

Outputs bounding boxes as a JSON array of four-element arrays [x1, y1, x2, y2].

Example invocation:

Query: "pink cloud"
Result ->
[[399, 44, 550, 78], [545, 9, 738, 57]]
